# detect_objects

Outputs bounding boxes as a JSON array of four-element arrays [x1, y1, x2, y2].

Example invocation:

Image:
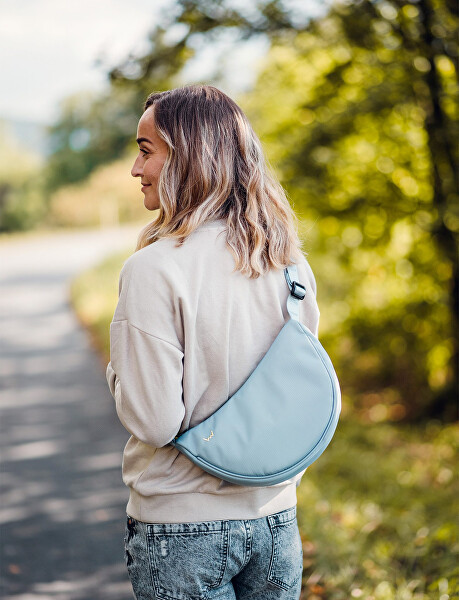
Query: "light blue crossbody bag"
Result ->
[[170, 263, 341, 486]]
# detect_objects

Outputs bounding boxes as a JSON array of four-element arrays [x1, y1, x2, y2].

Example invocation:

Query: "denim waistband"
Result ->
[[129, 505, 297, 534]]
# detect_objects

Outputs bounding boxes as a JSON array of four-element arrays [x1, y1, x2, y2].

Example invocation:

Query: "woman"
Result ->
[[106, 84, 320, 599]]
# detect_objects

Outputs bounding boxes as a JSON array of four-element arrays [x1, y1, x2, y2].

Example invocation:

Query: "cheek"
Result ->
[[145, 160, 164, 181]]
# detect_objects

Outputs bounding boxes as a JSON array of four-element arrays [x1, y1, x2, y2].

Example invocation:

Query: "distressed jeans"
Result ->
[[124, 505, 303, 599]]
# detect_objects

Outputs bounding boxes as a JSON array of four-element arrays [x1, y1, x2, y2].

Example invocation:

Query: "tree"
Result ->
[[42, 87, 143, 194], [240, 0, 458, 422], [43, 0, 311, 192]]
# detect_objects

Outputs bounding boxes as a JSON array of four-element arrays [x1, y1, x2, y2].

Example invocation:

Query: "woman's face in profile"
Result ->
[[131, 106, 169, 211]]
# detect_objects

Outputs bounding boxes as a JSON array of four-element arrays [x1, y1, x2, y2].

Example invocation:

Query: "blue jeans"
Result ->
[[124, 506, 303, 599]]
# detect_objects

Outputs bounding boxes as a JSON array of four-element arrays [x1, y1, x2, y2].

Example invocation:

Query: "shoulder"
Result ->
[[121, 224, 227, 282], [120, 237, 180, 287], [295, 254, 318, 298], [115, 239, 183, 336]]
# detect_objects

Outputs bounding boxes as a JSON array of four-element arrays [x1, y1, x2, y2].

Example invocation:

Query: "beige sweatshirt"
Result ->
[[106, 217, 320, 523]]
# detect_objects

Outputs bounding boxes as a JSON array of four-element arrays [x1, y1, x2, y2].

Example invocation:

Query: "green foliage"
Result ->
[[69, 248, 131, 361], [238, 0, 458, 422], [0, 181, 49, 232], [0, 119, 49, 232], [43, 87, 143, 193]]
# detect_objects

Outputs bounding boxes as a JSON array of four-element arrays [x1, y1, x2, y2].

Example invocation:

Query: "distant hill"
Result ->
[[0, 116, 52, 158]]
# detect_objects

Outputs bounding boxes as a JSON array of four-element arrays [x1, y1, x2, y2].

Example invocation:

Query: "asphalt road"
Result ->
[[0, 225, 144, 600]]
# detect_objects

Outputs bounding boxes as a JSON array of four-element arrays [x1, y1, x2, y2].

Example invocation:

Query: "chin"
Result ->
[[145, 205, 159, 212], [144, 198, 160, 211]]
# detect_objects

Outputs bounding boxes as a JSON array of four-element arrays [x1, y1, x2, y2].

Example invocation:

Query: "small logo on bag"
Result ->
[[203, 431, 214, 442]]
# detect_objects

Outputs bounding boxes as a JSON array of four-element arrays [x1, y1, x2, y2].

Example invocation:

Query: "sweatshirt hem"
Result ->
[[126, 484, 298, 523]]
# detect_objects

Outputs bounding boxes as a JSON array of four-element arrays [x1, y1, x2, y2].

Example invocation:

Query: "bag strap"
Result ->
[[284, 264, 306, 321]]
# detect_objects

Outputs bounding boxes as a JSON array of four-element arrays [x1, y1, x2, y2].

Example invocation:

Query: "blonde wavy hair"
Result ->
[[135, 84, 306, 278]]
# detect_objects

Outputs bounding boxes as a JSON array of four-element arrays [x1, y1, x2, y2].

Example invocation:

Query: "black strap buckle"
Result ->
[[284, 268, 306, 300], [291, 281, 306, 299]]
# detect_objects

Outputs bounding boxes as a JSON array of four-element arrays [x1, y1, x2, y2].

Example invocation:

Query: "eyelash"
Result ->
[[140, 150, 148, 157]]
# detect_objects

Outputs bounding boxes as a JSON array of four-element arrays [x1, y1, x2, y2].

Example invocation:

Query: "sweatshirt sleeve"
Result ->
[[106, 252, 185, 448]]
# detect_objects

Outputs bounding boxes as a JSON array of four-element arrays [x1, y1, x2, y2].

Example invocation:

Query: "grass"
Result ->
[[69, 247, 129, 363], [296, 418, 457, 599], [69, 247, 459, 600]]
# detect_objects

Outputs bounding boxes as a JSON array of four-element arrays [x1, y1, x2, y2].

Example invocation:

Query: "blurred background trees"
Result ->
[[236, 0, 458, 423], [1, 0, 457, 424]]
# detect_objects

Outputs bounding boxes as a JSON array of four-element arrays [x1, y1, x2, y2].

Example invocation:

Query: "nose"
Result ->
[[131, 155, 143, 178]]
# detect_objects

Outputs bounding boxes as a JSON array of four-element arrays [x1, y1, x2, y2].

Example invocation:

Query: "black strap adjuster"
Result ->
[[284, 268, 306, 300], [291, 281, 306, 299]]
